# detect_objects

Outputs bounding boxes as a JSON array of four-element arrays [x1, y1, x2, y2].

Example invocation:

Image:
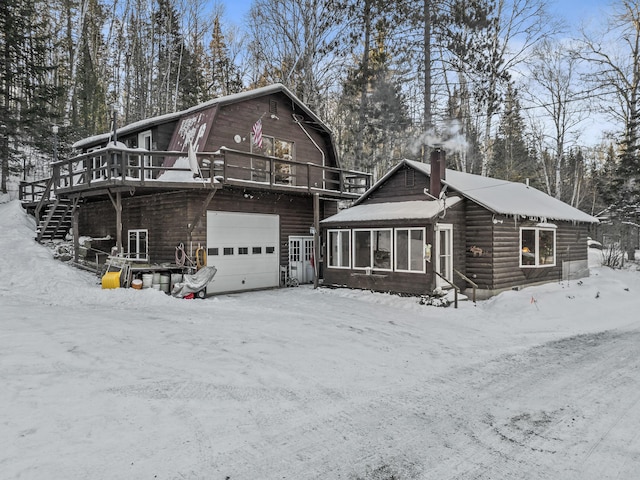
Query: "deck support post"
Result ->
[[313, 193, 320, 289], [107, 190, 123, 254], [188, 190, 217, 245], [72, 197, 80, 263]]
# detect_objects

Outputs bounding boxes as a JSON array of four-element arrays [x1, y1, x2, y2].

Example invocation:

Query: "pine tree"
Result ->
[[75, 0, 109, 137], [1, 0, 63, 191], [337, 19, 412, 175], [206, 15, 243, 98], [491, 83, 536, 185]]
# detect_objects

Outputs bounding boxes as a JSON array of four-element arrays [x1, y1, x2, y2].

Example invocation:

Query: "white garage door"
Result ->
[[206, 211, 280, 294]]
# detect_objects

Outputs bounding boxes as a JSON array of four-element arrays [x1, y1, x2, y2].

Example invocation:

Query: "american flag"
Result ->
[[252, 118, 263, 149]]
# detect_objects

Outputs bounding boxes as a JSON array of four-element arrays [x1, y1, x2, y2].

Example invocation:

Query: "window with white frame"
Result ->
[[395, 228, 425, 272], [327, 230, 351, 268], [520, 226, 556, 267], [128, 229, 148, 261], [353, 229, 392, 270]]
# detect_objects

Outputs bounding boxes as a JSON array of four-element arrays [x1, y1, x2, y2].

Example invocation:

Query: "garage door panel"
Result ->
[[206, 212, 279, 294]]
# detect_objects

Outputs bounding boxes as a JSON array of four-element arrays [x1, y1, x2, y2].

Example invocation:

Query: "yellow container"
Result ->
[[102, 271, 121, 289]]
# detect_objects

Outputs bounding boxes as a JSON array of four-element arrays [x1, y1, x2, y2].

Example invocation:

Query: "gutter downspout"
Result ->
[[292, 114, 325, 182]]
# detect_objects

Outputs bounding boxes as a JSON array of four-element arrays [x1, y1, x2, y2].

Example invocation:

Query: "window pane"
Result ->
[[373, 230, 391, 269], [139, 231, 147, 257], [128, 232, 136, 255], [521, 229, 536, 265], [539, 230, 555, 265], [410, 229, 424, 270], [340, 231, 350, 267], [396, 230, 409, 270], [329, 231, 339, 267], [354, 231, 371, 268]]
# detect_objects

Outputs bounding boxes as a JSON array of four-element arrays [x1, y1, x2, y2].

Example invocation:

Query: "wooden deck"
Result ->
[[20, 145, 371, 205]]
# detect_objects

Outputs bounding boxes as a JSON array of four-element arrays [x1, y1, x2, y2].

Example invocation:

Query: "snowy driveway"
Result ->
[[1, 200, 640, 479]]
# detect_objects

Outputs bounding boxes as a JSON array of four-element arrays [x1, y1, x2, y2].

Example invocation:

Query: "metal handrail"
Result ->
[[434, 271, 460, 308], [454, 269, 477, 304]]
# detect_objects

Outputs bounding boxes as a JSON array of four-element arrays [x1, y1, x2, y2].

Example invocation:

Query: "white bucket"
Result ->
[[142, 273, 153, 288], [152, 272, 161, 284], [170, 273, 183, 290], [151, 283, 161, 290], [160, 274, 170, 284]]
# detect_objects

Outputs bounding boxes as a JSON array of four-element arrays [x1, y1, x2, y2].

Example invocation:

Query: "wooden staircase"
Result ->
[[36, 198, 74, 242]]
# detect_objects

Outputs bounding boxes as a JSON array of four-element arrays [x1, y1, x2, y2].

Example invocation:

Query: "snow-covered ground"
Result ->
[[2, 199, 640, 479]]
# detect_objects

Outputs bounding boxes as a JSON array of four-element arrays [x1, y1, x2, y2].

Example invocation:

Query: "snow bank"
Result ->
[[2, 199, 640, 480]]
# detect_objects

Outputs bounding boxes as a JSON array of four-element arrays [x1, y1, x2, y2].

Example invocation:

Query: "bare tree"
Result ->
[[525, 38, 586, 199], [577, 0, 640, 260], [477, 0, 558, 176], [246, 0, 345, 109]]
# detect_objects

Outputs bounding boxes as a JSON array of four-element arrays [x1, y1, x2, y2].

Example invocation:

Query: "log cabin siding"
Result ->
[[461, 202, 592, 293], [463, 202, 495, 290]]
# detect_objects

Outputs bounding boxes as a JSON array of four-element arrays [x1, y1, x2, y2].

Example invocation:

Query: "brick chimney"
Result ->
[[429, 147, 446, 199]]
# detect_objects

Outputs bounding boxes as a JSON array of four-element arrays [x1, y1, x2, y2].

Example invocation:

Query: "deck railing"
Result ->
[[20, 145, 371, 204]]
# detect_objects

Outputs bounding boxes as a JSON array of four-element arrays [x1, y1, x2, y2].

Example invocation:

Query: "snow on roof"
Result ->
[[72, 84, 326, 150], [398, 160, 598, 224], [321, 197, 462, 224]]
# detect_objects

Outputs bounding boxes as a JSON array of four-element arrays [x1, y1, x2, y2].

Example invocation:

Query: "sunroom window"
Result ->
[[520, 227, 556, 267], [328, 230, 351, 268], [395, 228, 425, 272], [353, 229, 392, 270]]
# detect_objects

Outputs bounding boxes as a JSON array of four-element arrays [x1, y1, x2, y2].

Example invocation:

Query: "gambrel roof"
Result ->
[[349, 159, 598, 224], [73, 84, 330, 150]]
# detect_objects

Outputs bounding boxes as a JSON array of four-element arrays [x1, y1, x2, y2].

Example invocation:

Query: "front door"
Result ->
[[288, 236, 314, 284], [434, 223, 453, 288], [138, 131, 153, 179]]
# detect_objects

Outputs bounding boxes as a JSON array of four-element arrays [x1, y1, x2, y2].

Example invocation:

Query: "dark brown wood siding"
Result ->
[[210, 93, 334, 165], [78, 188, 339, 266], [77, 191, 193, 262], [363, 165, 430, 204], [464, 202, 495, 290], [192, 188, 319, 267], [463, 201, 592, 292], [321, 201, 466, 295]]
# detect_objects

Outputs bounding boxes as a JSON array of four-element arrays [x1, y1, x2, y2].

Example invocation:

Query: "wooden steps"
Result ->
[[36, 198, 74, 242]]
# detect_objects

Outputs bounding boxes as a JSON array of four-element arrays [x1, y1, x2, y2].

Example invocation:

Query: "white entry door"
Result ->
[[434, 223, 453, 288], [288, 236, 314, 284], [138, 131, 153, 179], [206, 212, 280, 294]]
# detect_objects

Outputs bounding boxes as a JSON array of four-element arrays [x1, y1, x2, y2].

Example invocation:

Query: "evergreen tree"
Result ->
[[490, 83, 536, 184], [444, 80, 482, 174], [206, 15, 243, 98], [1, 0, 63, 191], [74, 0, 109, 137], [337, 20, 412, 175]]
